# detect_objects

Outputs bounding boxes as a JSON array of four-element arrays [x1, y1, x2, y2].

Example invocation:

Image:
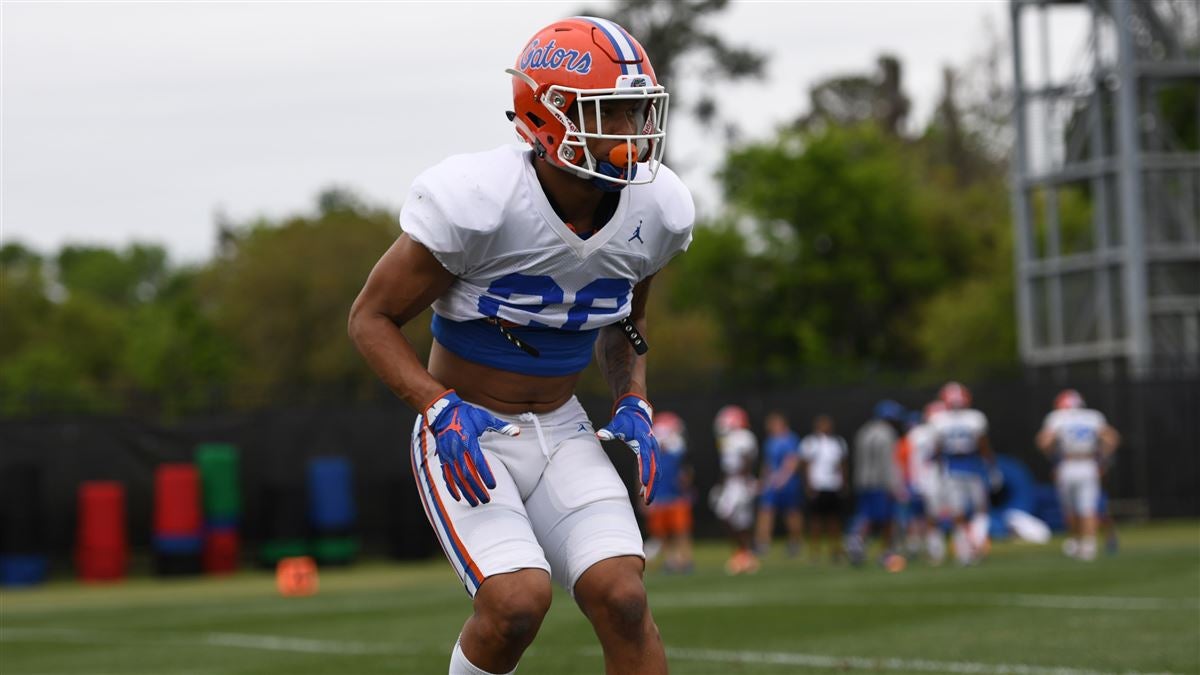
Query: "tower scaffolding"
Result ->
[[1009, 0, 1200, 379]]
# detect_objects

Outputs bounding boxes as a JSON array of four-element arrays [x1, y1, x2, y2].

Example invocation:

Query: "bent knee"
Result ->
[[476, 573, 552, 646], [599, 581, 650, 639]]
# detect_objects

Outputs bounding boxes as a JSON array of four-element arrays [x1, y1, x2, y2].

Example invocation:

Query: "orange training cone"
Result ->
[[276, 556, 318, 597]]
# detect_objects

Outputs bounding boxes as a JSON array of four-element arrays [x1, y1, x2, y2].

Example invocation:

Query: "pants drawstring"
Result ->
[[519, 412, 552, 463]]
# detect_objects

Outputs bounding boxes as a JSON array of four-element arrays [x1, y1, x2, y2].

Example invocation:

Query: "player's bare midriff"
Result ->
[[428, 340, 581, 415]]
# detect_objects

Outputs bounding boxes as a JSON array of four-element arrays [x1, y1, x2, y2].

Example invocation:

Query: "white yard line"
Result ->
[[660, 646, 1178, 675], [1, 627, 409, 656], [651, 591, 1197, 612], [202, 632, 397, 655]]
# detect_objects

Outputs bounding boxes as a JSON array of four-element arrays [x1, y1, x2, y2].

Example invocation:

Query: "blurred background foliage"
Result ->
[[5, 1, 1191, 417]]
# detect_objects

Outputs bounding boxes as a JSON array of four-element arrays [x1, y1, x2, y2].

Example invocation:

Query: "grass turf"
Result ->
[[2, 521, 1197, 674]]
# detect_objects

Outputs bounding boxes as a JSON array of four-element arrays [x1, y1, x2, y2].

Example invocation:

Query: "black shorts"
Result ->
[[807, 490, 842, 517]]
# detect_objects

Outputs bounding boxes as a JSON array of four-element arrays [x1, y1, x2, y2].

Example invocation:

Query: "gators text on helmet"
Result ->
[[507, 17, 669, 190]]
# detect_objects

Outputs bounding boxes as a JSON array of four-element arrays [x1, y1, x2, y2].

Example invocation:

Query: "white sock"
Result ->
[[969, 514, 989, 550], [1080, 536, 1097, 561], [953, 527, 972, 565], [450, 639, 515, 675], [926, 530, 945, 564], [1062, 537, 1079, 558]]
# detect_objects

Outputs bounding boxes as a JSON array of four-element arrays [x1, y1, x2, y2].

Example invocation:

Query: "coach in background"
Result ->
[[754, 411, 804, 558], [800, 414, 849, 563], [1036, 389, 1120, 562]]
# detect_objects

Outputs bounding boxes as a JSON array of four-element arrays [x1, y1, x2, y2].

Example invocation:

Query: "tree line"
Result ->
[[1, 4, 1053, 417]]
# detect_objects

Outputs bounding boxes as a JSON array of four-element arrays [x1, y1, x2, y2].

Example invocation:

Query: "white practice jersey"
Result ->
[[801, 433, 847, 491], [930, 409, 988, 457], [402, 144, 694, 331], [906, 423, 940, 490], [718, 429, 758, 477], [1042, 408, 1108, 458]]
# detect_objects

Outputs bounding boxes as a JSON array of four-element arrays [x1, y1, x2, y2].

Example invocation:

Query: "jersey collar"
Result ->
[[522, 150, 629, 259]]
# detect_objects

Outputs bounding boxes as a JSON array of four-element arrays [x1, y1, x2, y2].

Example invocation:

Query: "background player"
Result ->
[[754, 411, 804, 558], [800, 414, 849, 563], [1036, 389, 1121, 561], [349, 16, 690, 675], [710, 404, 760, 575], [643, 411, 694, 574], [846, 400, 904, 566], [929, 382, 997, 566], [907, 401, 949, 564]]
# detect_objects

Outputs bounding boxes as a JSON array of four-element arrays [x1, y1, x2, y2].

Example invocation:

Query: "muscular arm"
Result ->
[[979, 435, 996, 464], [1098, 425, 1121, 474], [595, 274, 654, 400], [779, 454, 802, 487], [1099, 425, 1121, 455], [348, 234, 455, 411], [1035, 427, 1056, 455]]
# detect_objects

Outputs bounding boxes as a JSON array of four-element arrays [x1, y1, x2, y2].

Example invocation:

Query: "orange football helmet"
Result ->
[[923, 400, 947, 421], [653, 411, 687, 453], [1054, 389, 1084, 410], [713, 405, 750, 436], [507, 17, 668, 189], [938, 382, 972, 410]]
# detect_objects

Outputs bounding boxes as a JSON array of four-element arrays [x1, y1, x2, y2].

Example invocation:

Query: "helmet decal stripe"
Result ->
[[579, 16, 643, 75]]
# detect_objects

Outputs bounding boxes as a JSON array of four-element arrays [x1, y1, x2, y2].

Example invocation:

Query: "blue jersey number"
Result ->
[[943, 427, 977, 455], [478, 273, 631, 330], [1065, 425, 1097, 443]]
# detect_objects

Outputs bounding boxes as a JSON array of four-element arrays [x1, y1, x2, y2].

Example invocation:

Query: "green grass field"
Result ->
[[3, 522, 1197, 675]]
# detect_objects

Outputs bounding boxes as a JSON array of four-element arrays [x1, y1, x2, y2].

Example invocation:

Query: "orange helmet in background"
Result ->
[[938, 382, 972, 410], [923, 400, 947, 421], [652, 411, 686, 453], [507, 17, 668, 189], [713, 405, 750, 436], [1055, 389, 1085, 410]]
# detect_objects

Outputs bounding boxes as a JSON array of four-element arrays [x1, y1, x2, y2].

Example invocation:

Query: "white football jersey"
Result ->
[[906, 422, 940, 487], [930, 409, 988, 456], [718, 429, 758, 476], [800, 433, 847, 491], [402, 144, 694, 330], [1042, 408, 1107, 458]]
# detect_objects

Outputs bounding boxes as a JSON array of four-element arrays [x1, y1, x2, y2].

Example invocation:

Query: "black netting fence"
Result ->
[[1, 375, 1196, 563]]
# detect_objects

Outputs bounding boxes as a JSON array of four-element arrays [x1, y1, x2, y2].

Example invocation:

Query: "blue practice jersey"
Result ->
[[764, 431, 801, 472]]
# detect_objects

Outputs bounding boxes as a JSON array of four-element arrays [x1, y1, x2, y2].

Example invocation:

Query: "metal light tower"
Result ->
[[1009, 0, 1199, 379]]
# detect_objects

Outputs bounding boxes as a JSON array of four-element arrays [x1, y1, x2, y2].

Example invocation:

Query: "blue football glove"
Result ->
[[596, 394, 660, 505], [423, 390, 519, 507]]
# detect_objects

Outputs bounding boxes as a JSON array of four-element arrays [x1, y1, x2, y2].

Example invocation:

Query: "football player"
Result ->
[[928, 382, 996, 566], [643, 411, 694, 574], [908, 401, 949, 564], [710, 405, 760, 574], [800, 414, 849, 563], [1036, 389, 1120, 561], [754, 411, 804, 558], [348, 17, 689, 675], [846, 400, 904, 567]]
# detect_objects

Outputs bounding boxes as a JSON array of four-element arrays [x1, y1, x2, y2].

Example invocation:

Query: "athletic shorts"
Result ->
[[760, 480, 803, 512], [711, 477, 756, 531], [1056, 459, 1100, 519], [410, 396, 642, 598], [646, 499, 692, 538], [907, 489, 927, 518], [855, 489, 894, 524], [943, 471, 988, 518], [807, 490, 842, 517]]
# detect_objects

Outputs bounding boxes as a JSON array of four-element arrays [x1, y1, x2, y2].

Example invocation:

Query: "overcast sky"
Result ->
[[2, 1, 1090, 263]]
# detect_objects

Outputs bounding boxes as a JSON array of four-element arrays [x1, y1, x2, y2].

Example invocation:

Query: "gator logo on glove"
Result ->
[[596, 394, 660, 505], [423, 390, 519, 507]]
